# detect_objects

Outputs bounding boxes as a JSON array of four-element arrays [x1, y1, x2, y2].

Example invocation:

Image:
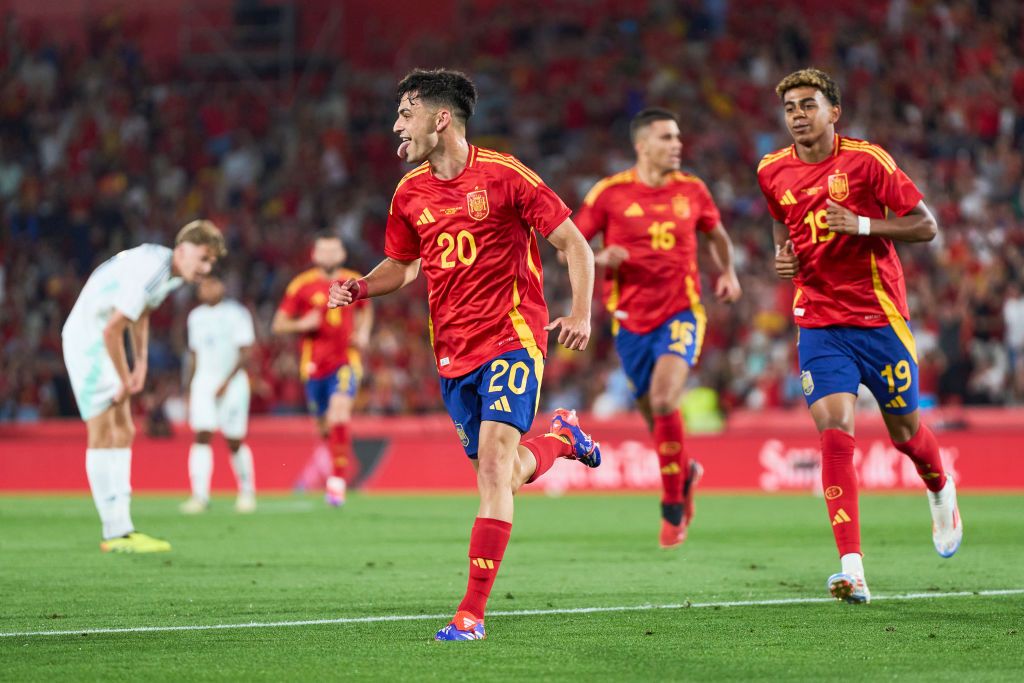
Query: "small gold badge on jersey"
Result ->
[[672, 195, 690, 219], [827, 172, 849, 201], [467, 189, 490, 220], [801, 370, 815, 396]]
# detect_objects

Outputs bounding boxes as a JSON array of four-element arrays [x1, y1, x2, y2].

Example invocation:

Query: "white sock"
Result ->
[[230, 443, 255, 495], [86, 448, 134, 540], [189, 443, 214, 502], [841, 552, 865, 577]]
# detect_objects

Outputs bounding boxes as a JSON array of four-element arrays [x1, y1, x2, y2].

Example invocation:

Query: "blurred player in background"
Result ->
[[181, 274, 257, 514], [329, 68, 599, 641], [273, 232, 372, 507], [758, 68, 962, 604], [575, 108, 741, 549], [61, 220, 225, 552]]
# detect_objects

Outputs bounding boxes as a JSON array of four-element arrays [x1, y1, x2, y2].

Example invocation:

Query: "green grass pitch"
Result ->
[[1, 492, 1021, 680]]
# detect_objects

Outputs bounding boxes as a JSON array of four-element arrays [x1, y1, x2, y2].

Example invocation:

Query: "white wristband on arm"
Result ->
[[857, 215, 871, 236]]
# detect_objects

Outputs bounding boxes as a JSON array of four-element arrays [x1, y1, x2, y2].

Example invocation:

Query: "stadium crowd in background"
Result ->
[[2, 1, 1023, 423]]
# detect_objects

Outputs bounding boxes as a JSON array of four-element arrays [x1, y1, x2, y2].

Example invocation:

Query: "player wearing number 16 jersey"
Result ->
[[328, 69, 600, 641], [575, 108, 742, 549], [757, 68, 961, 605]]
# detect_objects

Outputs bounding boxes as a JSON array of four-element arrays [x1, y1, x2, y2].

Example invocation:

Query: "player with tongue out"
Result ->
[[329, 68, 601, 641]]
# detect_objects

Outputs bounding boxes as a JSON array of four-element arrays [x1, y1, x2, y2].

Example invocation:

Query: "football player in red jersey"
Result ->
[[273, 232, 372, 507], [575, 108, 741, 549], [757, 68, 962, 604], [329, 69, 600, 641]]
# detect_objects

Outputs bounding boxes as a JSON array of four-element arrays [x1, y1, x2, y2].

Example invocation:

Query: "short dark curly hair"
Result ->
[[775, 68, 841, 106], [396, 68, 477, 123], [629, 108, 679, 144]]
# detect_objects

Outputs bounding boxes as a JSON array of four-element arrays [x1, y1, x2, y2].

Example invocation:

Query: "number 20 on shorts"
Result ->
[[489, 359, 530, 395]]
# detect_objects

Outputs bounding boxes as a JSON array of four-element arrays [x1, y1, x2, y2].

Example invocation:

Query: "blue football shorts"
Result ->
[[439, 347, 544, 459]]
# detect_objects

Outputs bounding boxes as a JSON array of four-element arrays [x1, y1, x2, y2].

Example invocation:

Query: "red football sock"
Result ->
[[523, 434, 572, 484], [653, 411, 687, 505], [820, 429, 860, 557], [328, 424, 352, 480], [892, 424, 947, 493], [457, 517, 512, 619]]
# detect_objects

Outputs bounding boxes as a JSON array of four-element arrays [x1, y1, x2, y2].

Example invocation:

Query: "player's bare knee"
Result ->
[[121, 423, 136, 446], [195, 431, 214, 445], [649, 394, 678, 417], [226, 439, 243, 452], [816, 417, 853, 434], [886, 422, 917, 444], [475, 454, 513, 491]]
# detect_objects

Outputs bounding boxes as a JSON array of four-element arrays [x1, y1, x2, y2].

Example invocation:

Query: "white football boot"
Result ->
[[235, 493, 257, 514], [180, 497, 209, 514], [929, 478, 963, 558], [827, 573, 871, 604]]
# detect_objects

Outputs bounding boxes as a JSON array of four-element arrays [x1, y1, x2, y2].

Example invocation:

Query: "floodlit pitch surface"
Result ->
[[1, 493, 1021, 680]]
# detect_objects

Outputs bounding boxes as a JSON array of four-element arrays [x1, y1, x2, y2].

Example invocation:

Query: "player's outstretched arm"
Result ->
[[544, 218, 594, 351], [328, 257, 420, 308], [825, 199, 938, 243], [704, 223, 742, 302], [271, 308, 321, 335]]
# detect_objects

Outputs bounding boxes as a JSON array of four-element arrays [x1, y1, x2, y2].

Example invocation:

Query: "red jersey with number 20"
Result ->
[[385, 145, 571, 378], [574, 169, 720, 334], [757, 134, 924, 329]]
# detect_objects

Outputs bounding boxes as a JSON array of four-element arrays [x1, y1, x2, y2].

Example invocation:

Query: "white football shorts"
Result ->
[[63, 336, 121, 421], [189, 374, 250, 439]]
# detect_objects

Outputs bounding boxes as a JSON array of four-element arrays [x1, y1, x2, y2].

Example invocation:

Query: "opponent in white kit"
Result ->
[[181, 273, 257, 514], [61, 220, 225, 553]]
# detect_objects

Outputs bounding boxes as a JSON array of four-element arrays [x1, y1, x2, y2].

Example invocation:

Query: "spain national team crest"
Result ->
[[672, 195, 690, 220], [801, 370, 815, 396], [827, 172, 849, 202], [455, 422, 470, 448], [466, 189, 489, 221]]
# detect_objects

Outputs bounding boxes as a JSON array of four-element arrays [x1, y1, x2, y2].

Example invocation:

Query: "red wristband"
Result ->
[[353, 279, 369, 301]]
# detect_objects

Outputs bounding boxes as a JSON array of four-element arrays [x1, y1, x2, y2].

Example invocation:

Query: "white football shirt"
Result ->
[[62, 244, 183, 342], [187, 299, 256, 386]]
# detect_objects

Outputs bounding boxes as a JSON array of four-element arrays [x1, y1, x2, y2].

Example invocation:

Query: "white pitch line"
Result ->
[[2, 589, 1021, 639]]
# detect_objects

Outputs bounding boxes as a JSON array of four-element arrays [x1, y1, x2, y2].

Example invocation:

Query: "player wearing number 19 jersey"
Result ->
[[575, 108, 741, 549], [758, 68, 961, 605], [328, 69, 599, 641]]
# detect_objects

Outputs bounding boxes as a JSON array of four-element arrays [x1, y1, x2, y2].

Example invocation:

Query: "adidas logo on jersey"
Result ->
[[779, 190, 798, 206], [885, 396, 908, 409], [489, 396, 512, 413], [416, 208, 437, 225], [624, 202, 645, 217]]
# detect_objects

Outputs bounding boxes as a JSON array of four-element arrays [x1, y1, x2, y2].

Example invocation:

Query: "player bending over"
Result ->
[[181, 274, 257, 514], [62, 220, 225, 552], [575, 108, 741, 548], [273, 233, 372, 507], [329, 68, 600, 640], [757, 68, 962, 604]]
